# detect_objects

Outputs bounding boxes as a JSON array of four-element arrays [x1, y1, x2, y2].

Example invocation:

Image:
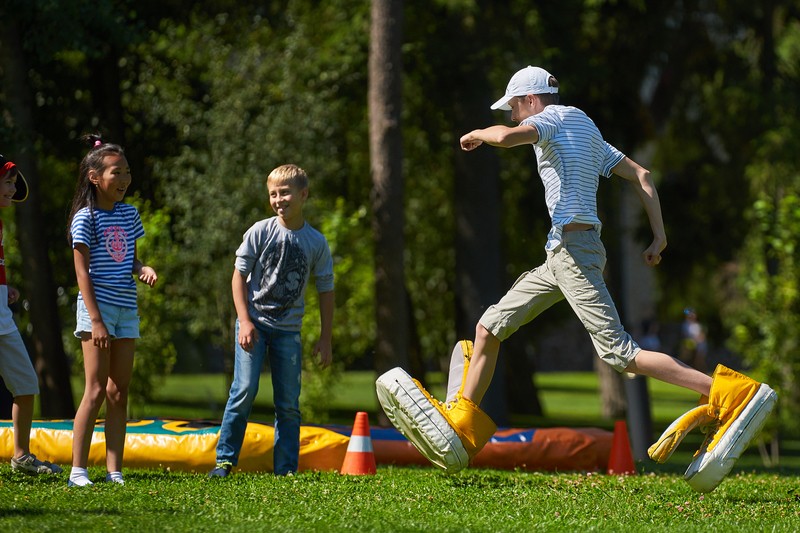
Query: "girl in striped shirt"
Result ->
[[66, 134, 158, 487]]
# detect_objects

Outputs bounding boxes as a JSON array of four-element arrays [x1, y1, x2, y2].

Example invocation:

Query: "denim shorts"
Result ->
[[74, 299, 140, 339], [0, 329, 39, 396]]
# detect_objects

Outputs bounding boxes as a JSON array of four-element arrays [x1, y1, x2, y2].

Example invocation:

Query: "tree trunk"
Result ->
[[369, 0, 408, 425], [88, 55, 127, 144], [503, 334, 543, 416], [596, 357, 627, 420], [1, 21, 75, 418], [451, 96, 509, 425]]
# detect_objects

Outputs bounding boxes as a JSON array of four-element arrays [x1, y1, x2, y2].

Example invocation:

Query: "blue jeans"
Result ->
[[215, 320, 302, 475]]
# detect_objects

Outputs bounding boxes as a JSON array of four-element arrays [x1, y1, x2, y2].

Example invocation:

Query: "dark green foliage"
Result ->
[[1, 0, 799, 430]]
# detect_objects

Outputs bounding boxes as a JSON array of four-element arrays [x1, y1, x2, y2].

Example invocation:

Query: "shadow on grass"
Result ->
[[0, 507, 123, 517], [0, 472, 65, 484], [640, 444, 800, 477], [0, 508, 48, 518], [642, 461, 800, 476]]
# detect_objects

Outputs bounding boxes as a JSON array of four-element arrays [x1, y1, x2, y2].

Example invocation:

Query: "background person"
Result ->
[[679, 307, 708, 372], [638, 318, 662, 352]]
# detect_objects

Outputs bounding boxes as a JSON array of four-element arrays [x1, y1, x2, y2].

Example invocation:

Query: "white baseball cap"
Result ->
[[490, 66, 558, 110]]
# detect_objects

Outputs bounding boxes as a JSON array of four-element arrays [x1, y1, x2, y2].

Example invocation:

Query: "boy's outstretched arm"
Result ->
[[313, 290, 334, 367], [460, 124, 538, 151], [612, 156, 667, 266]]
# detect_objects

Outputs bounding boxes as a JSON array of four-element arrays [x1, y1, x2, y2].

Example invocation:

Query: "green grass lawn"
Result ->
[[1, 468, 797, 532]]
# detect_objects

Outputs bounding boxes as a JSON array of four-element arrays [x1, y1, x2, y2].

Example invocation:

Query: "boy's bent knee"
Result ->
[[475, 322, 496, 341]]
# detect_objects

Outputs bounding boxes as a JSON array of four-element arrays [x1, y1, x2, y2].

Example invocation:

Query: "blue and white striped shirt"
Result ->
[[70, 203, 145, 309], [523, 105, 625, 250]]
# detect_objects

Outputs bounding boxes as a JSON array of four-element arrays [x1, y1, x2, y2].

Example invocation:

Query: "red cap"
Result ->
[[0, 158, 29, 202]]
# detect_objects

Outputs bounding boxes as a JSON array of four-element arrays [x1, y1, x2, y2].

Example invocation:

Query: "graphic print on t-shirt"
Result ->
[[104, 226, 129, 262], [256, 238, 307, 323]]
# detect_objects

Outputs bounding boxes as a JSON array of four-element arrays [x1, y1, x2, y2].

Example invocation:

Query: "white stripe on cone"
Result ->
[[347, 435, 373, 453]]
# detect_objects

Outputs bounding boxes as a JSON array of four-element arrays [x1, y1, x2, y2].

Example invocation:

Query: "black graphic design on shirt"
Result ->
[[255, 238, 307, 323]]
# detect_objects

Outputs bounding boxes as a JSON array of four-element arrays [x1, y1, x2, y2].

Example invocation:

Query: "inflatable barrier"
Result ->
[[0, 419, 348, 473], [0, 419, 612, 473], [331, 426, 614, 472]]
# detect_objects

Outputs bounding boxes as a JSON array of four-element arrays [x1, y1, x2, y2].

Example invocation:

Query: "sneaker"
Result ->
[[208, 462, 232, 478], [10, 454, 63, 475], [105, 472, 125, 485], [68, 478, 94, 487], [41, 459, 63, 474]]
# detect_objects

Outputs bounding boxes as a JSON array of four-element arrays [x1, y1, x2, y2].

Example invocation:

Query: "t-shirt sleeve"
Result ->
[[313, 237, 334, 293], [524, 108, 562, 143], [70, 210, 92, 248], [601, 142, 626, 177], [131, 206, 145, 241], [234, 223, 261, 275]]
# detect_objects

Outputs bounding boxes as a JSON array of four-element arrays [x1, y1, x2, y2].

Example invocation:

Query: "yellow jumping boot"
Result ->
[[376, 340, 497, 473], [649, 365, 777, 492]]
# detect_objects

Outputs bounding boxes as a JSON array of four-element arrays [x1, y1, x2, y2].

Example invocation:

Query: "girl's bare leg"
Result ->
[[72, 337, 110, 468], [104, 338, 135, 473]]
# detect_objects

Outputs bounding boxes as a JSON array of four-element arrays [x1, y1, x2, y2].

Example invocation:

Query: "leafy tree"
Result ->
[[127, 4, 373, 418], [720, 5, 800, 438], [0, 0, 129, 416], [3, 0, 799, 433], [301, 200, 374, 422], [127, 199, 180, 413]]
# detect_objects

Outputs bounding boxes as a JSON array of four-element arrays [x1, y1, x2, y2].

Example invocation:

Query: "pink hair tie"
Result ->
[[94, 140, 102, 147]]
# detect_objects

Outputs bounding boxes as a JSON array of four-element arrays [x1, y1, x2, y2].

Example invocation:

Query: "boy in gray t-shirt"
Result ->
[[210, 164, 334, 477]]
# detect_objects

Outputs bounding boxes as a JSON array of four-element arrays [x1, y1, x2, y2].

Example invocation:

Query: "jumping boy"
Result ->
[[376, 66, 776, 492]]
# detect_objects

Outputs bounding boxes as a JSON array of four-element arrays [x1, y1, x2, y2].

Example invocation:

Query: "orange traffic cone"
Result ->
[[607, 420, 637, 475], [340, 411, 377, 475]]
